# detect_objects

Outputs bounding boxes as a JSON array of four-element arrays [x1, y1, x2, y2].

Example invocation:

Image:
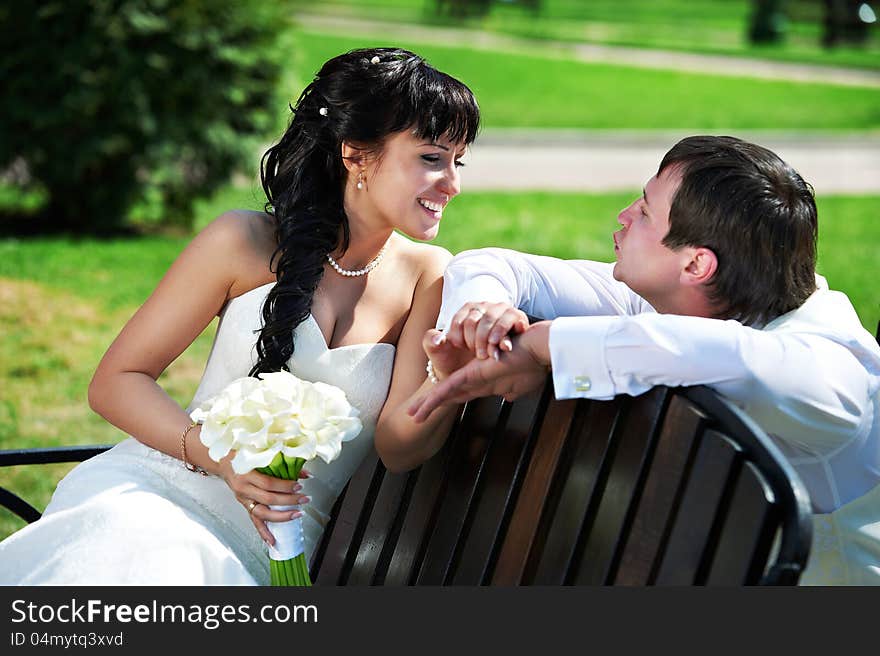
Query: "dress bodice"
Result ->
[[188, 281, 397, 545], [189, 281, 396, 428]]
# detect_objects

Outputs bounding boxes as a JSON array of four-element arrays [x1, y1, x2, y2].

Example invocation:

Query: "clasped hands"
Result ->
[[408, 302, 553, 423]]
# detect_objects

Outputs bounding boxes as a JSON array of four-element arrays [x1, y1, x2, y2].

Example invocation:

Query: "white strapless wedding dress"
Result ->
[[0, 282, 395, 585]]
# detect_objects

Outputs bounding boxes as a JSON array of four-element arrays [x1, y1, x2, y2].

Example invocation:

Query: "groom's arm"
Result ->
[[410, 321, 554, 422], [415, 310, 874, 462], [437, 247, 653, 330]]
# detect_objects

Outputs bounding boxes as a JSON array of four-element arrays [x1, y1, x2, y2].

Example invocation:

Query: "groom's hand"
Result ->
[[445, 302, 529, 361], [410, 322, 552, 423]]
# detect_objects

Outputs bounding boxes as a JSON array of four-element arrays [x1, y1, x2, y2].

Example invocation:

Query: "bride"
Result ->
[[0, 47, 479, 584]]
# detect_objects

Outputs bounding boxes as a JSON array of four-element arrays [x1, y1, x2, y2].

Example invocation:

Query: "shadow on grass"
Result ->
[[0, 208, 192, 240], [0, 207, 139, 238]]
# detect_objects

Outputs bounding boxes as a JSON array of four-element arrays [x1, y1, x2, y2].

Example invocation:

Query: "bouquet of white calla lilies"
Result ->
[[299, 380, 363, 462], [189, 370, 363, 586]]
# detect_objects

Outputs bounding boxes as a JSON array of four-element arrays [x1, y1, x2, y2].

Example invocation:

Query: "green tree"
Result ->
[[748, 0, 788, 44], [0, 0, 294, 233]]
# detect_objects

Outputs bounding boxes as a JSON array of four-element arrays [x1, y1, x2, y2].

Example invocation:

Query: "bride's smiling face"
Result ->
[[348, 129, 467, 241]]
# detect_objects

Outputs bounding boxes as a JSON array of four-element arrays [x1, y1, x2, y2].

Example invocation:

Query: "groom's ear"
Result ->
[[681, 246, 718, 287]]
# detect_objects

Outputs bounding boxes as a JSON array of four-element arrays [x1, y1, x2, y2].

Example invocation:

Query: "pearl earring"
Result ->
[[356, 172, 364, 190]]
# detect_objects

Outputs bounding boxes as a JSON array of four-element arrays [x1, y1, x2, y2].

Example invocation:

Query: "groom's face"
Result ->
[[612, 167, 692, 307]]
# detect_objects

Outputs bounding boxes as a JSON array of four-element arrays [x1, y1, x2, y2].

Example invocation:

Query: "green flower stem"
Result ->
[[280, 454, 293, 479], [277, 559, 285, 586], [258, 454, 311, 586], [278, 557, 290, 586]]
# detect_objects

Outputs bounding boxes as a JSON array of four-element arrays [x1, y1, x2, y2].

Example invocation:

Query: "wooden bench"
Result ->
[[1, 382, 814, 586], [309, 317, 880, 586], [311, 382, 812, 585]]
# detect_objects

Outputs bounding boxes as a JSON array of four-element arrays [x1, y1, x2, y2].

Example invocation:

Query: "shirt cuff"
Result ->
[[549, 316, 618, 399]]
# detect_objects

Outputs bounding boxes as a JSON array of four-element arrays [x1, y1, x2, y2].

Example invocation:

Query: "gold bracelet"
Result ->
[[180, 420, 208, 476]]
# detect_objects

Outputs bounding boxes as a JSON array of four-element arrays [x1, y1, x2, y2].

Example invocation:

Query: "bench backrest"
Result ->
[[310, 381, 813, 586], [0, 385, 815, 586]]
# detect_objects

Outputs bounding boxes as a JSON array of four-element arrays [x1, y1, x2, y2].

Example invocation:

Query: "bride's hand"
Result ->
[[218, 456, 312, 546], [410, 321, 552, 423], [422, 329, 474, 382], [445, 302, 529, 361]]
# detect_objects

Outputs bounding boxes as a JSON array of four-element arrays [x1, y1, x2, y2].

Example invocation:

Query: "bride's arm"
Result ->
[[87, 212, 307, 545], [88, 214, 236, 471], [375, 247, 465, 473]]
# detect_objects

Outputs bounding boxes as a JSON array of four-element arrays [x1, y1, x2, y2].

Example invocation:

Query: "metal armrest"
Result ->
[[0, 444, 114, 523]]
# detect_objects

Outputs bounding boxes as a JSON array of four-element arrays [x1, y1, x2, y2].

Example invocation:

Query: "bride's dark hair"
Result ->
[[250, 47, 480, 376]]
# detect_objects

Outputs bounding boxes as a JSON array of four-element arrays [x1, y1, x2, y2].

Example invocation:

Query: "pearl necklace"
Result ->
[[326, 242, 389, 277]]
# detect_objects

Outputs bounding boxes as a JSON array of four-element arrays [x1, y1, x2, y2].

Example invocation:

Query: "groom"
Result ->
[[410, 135, 880, 585]]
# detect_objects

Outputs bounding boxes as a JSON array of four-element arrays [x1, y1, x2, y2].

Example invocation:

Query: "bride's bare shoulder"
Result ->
[[394, 237, 452, 280], [203, 209, 275, 247], [197, 210, 277, 296]]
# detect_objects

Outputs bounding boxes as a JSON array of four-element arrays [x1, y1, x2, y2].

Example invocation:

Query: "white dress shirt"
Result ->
[[439, 247, 880, 585]]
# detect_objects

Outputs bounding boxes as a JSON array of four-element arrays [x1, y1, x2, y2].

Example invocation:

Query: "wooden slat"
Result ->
[[312, 451, 384, 585], [613, 395, 707, 585], [451, 384, 548, 584], [528, 397, 623, 585], [491, 396, 577, 585], [309, 480, 346, 580], [705, 461, 779, 585], [653, 430, 740, 585], [345, 467, 411, 586], [414, 395, 506, 584], [570, 387, 669, 585], [381, 418, 463, 586]]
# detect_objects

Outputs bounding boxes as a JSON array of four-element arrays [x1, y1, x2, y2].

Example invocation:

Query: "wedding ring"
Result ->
[[469, 307, 485, 319], [247, 500, 257, 514]]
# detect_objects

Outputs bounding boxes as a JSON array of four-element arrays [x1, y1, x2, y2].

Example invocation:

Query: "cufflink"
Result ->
[[574, 376, 591, 392]]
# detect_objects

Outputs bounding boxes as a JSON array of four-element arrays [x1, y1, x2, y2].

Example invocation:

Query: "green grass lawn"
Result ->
[[292, 0, 880, 70], [0, 237, 219, 542], [289, 31, 880, 131], [1, 188, 877, 544]]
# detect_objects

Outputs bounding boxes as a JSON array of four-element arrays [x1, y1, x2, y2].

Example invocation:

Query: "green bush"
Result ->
[[0, 0, 294, 233]]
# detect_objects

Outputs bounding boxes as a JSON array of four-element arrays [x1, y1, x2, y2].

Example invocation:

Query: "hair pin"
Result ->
[[319, 107, 328, 116], [370, 56, 380, 64]]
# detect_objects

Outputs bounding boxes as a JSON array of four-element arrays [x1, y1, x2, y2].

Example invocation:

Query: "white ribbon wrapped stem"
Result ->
[[266, 504, 305, 561]]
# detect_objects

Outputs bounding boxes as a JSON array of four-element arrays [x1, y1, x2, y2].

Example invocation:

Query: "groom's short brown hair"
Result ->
[[659, 136, 818, 326]]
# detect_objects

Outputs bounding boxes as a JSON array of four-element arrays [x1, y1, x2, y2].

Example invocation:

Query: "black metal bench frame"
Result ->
[[0, 445, 113, 524]]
